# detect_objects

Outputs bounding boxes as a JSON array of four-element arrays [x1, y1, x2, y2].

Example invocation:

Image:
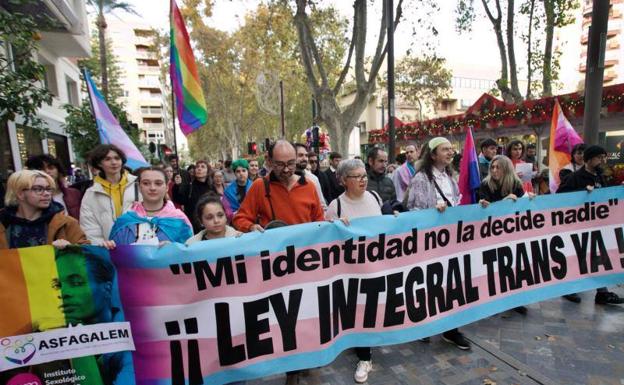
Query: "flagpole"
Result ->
[[169, 0, 179, 158]]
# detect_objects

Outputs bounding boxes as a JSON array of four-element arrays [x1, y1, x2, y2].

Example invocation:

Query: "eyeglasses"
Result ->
[[26, 186, 53, 194], [345, 174, 368, 181], [273, 160, 297, 170]]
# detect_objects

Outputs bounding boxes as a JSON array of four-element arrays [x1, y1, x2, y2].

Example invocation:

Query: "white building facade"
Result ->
[[1, 0, 90, 181]]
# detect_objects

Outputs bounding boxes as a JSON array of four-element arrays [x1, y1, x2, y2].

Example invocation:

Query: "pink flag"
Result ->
[[549, 99, 583, 193]]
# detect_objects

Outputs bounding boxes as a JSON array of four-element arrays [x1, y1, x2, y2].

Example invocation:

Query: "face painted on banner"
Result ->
[[53, 253, 112, 326]]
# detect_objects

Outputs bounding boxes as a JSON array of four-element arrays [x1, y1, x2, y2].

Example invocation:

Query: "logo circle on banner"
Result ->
[[7, 373, 42, 385]]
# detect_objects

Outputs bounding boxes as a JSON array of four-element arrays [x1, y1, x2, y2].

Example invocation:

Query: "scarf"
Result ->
[[109, 208, 193, 244]]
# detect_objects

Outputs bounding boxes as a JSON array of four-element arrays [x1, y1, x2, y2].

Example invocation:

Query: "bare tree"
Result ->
[[293, 0, 403, 155]]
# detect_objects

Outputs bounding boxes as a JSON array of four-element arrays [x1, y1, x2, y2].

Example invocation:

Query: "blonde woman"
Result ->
[[477, 155, 529, 206], [0, 170, 87, 249]]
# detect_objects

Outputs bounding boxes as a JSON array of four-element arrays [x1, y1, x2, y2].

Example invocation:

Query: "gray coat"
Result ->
[[366, 169, 396, 202]]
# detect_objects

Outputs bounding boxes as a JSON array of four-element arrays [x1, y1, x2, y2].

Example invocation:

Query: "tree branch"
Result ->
[[369, 0, 403, 84], [294, 0, 321, 94], [354, 0, 367, 89], [332, 2, 358, 95]]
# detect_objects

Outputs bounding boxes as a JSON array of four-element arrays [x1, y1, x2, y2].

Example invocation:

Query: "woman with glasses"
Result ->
[[324, 158, 382, 384], [0, 170, 88, 249]]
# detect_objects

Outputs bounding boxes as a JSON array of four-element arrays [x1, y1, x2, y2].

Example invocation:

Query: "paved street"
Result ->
[[249, 286, 624, 385]]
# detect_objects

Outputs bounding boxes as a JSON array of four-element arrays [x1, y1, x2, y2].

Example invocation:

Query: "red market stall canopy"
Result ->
[[368, 83, 624, 144]]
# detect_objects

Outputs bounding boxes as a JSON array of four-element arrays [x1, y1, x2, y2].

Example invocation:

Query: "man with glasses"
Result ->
[[294, 143, 326, 211], [233, 140, 324, 232], [308, 151, 320, 177], [366, 147, 396, 202]]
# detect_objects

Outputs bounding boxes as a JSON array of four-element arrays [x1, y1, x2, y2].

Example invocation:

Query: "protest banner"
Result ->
[[108, 186, 624, 385], [0, 246, 135, 385]]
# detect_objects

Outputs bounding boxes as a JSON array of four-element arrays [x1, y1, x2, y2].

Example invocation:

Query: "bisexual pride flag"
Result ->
[[459, 127, 481, 205], [85, 70, 149, 170], [170, 0, 208, 135]]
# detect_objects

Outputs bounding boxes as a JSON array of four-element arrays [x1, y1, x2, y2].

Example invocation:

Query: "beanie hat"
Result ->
[[583, 145, 607, 162], [231, 159, 249, 170], [428, 137, 451, 151]]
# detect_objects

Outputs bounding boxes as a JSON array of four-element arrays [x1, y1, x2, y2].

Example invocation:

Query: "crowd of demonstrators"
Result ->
[[80, 144, 140, 247], [172, 159, 214, 232], [294, 143, 327, 210], [407, 137, 470, 350], [224, 159, 252, 213], [324, 158, 383, 383], [109, 167, 193, 246], [4, 131, 624, 385], [0, 170, 87, 249], [25, 154, 82, 219], [320, 151, 345, 204], [478, 138, 498, 179], [392, 144, 419, 202]]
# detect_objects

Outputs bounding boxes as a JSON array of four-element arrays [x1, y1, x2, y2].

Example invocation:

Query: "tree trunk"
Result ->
[[97, 7, 109, 100], [525, 0, 536, 99], [542, 0, 555, 96], [506, 0, 523, 103], [316, 94, 347, 155]]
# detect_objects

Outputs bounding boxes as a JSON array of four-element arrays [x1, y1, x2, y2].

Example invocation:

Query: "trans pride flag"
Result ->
[[548, 99, 583, 193], [170, 0, 208, 136], [85, 70, 149, 170], [458, 127, 481, 205]]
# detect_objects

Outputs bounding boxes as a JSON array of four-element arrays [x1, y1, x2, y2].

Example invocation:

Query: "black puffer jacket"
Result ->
[[366, 169, 396, 202], [172, 178, 215, 232]]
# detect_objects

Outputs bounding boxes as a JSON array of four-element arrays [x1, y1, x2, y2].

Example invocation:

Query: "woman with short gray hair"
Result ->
[[325, 157, 382, 383]]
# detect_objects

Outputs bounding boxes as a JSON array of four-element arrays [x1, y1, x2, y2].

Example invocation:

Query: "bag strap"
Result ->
[[263, 177, 276, 221], [134, 182, 139, 202], [337, 197, 342, 218], [369, 190, 381, 206], [432, 178, 453, 207]]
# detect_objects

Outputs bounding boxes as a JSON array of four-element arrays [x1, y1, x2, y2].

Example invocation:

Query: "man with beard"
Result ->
[[167, 154, 190, 185], [366, 147, 396, 202], [233, 140, 324, 232], [558, 145, 623, 305], [294, 143, 327, 211], [308, 151, 320, 177]]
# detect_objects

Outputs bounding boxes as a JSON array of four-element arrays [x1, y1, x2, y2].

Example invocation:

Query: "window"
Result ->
[[16, 125, 43, 165], [65, 76, 79, 106], [38, 56, 59, 96]]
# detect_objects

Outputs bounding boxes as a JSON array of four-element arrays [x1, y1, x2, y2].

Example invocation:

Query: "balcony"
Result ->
[[143, 123, 164, 130], [0, 0, 90, 57]]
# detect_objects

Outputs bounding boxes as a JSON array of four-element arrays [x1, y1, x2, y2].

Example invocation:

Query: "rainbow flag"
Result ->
[[170, 0, 208, 136], [458, 128, 481, 205], [548, 99, 583, 193], [85, 70, 149, 170]]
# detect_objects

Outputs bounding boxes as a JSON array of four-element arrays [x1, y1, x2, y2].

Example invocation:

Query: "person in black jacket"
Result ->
[[557, 145, 623, 305], [366, 147, 396, 202], [320, 152, 344, 203], [478, 155, 534, 315], [172, 160, 215, 232]]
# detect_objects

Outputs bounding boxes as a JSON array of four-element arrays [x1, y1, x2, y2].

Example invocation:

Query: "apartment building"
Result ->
[[1, 0, 90, 181], [106, 17, 173, 155]]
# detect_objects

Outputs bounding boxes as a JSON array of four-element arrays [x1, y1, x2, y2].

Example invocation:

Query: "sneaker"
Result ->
[[595, 291, 624, 305], [442, 331, 471, 350], [513, 306, 528, 315], [285, 372, 299, 385], [562, 293, 581, 303], [354, 360, 372, 383], [419, 337, 430, 343]]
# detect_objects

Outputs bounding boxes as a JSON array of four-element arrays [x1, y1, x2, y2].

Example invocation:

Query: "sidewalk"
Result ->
[[249, 287, 624, 385]]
